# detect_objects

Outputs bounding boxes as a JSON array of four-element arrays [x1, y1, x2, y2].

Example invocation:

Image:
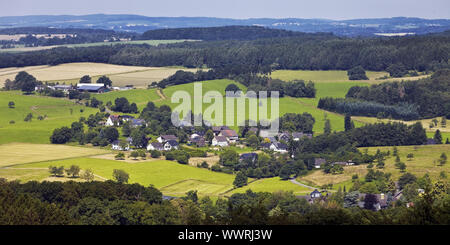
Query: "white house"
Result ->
[[164, 140, 179, 151], [270, 142, 288, 153], [219, 129, 239, 143], [147, 142, 164, 151], [106, 115, 120, 126], [212, 136, 229, 147], [111, 139, 131, 151], [157, 135, 178, 143]]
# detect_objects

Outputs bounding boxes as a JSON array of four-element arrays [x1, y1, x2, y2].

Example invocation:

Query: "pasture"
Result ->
[[14, 157, 237, 196], [227, 177, 312, 196], [0, 91, 98, 144], [299, 144, 450, 189]]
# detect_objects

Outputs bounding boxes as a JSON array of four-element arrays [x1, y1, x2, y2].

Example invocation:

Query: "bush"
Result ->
[[115, 153, 125, 160], [150, 150, 161, 158], [24, 113, 33, 122]]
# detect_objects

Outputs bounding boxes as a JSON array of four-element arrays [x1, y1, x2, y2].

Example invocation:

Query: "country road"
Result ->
[[289, 178, 316, 190]]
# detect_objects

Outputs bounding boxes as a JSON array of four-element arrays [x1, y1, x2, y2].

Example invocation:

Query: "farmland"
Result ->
[[0, 66, 445, 198], [298, 144, 450, 189], [271, 69, 430, 84], [0, 143, 109, 167], [1, 152, 317, 197], [11, 157, 236, 196], [0, 62, 202, 88]]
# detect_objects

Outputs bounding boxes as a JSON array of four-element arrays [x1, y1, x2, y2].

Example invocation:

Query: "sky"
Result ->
[[0, 0, 449, 20]]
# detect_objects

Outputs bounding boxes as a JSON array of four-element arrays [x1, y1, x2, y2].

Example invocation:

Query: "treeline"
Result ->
[[291, 122, 427, 157], [318, 97, 420, 120], [140, 25, 314, 41], [158, 71, 316, 98], [233, 74, 316, 98], [1, 179, 448, 225], [0, 27, 135, 47], [1, 32, 449, 74], [345, 69, 450, 119]]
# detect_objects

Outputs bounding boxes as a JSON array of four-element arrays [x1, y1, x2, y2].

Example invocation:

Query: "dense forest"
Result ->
[[320, 69, 450, 119], [140, 25, 317, 40], [0, 30, 449, 75]]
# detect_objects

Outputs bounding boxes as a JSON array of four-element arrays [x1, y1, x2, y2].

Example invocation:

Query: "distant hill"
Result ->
[[0, 14, 449, 36]]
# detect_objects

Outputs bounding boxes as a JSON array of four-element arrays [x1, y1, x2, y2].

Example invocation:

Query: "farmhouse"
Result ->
[[77, 83, 108, 93], [190, 136, 206, 147], [212, 126, 230, 136], [219, 129, 239, 143], [164, 140, 179, 151], [261, 142, 288, 153], [147, 142, 165, 151], [157, 135, 179, 143], [271, 142, 288, 153], [106, 115, 120, 126], [310, 189, 322, 199], [111, 138, 132, 151], [212, 136, 229, 147], [297, 189, 326, 204]]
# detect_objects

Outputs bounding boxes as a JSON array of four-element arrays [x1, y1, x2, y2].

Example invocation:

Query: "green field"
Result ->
[[5, 155, 318, 197], [0, 91, 98, 144], [13, 157, 236, 196], [94, 79, 363, 133], [228, 177, 312, 196]]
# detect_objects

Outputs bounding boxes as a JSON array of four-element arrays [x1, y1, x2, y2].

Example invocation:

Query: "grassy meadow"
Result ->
[[227, 177, 312, 196], [12, 157, 236, 196], [0, 91, 98, 144]]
